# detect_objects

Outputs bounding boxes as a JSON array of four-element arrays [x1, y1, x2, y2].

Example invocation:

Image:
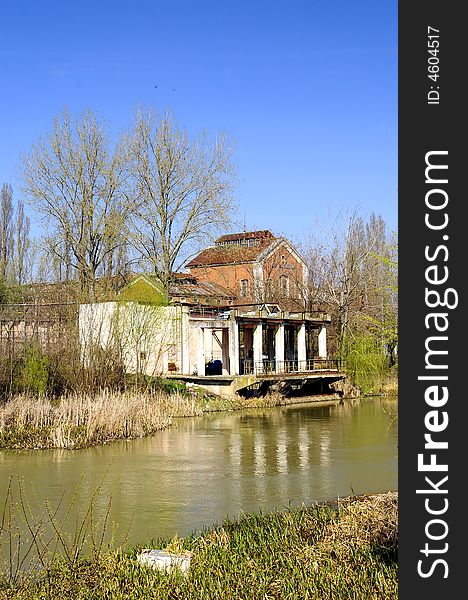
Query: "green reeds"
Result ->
[[1, 491, 398, 599]]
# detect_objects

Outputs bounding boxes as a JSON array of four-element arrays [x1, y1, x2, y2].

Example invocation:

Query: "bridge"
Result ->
[[168, 358, 347, 398]]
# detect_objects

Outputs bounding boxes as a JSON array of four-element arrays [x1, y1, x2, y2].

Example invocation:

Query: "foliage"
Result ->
[[0, 492, 397, 599], [0, 279, 8, 304], [361, 237, 398, 366], [150, 377, 189, 396], [117, 276, 168, 305], [341, 334, 389, 395], [18, 344, 49, 396]]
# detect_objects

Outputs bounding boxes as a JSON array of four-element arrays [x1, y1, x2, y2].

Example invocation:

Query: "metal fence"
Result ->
[[240, 358, 345, 376]]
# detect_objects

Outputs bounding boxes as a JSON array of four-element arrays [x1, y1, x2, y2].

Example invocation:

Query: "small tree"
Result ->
[[361, 236, 398, 366], [0, 183, 14, 281], [112, 301, 179, 380], [13, 199, 31, 285], [19, 344, 49, 396]]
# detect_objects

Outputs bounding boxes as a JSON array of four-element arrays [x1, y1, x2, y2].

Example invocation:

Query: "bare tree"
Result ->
[[101, 229, 130, 280], [299, 238, 329, 311], [13, 199, 31, 285], [0, 184, 14, 281], [127, 110, 236, 292], [21, 109, 133, 299], [303, 212, 389, 352], [38, 234, 74, 283]]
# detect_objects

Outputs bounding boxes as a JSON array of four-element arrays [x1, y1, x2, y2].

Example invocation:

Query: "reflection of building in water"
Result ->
[[253, 431, 266, 476], [276, 429, 288, 475], [218, 408, 338, 479], [319, 429, 331, 466], [298, 426, 309, 469]]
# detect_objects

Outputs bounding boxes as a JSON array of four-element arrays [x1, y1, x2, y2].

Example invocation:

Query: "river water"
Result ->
[[0, 397, 397, 552]]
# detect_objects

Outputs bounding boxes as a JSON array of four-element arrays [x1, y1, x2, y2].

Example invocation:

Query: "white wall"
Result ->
[[79, 302, 183, 376]]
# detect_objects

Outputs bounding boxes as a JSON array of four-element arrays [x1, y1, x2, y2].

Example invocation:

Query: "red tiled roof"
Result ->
[[187, 232, 278, 267], [169, 279, 234, 300], [186, 241, 275, 267], [215, 230, 274, 243]]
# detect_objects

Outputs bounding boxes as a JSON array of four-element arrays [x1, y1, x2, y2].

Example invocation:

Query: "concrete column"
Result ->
[[253, 323, 263, 373], [197, 327, 205, 376], [275, 324, 285, 373], [318, 326, 327, 358], [253, 262, 264, 302], [229, 319, 240, 375], [221, 328, 230, 375], [181, 306, 190, 374], [297, 323, 306, 370]]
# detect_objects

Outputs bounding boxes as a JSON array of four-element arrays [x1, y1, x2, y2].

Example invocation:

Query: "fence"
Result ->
[[239, 358, 345, 376]]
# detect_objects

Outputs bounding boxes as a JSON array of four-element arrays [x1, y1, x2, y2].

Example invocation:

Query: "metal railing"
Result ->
[[189, 307, 231, 320], [240, 358, 345, 376]]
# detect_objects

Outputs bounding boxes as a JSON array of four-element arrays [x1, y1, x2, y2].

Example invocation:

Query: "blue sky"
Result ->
[[0, 0, 397, 243]]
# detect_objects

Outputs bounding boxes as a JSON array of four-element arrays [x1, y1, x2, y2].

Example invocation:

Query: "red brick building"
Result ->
[[185, 230, 307, 307]]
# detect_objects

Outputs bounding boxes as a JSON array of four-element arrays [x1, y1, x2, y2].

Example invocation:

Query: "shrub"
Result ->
[[341, 334, 388, 395], [18, 344, 49, 396]]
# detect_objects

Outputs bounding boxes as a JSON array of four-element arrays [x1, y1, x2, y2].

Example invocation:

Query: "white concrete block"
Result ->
[[137, 549, 192, 574]]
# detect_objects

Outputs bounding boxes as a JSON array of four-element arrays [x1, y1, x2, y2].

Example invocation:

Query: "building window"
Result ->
[[280, 275, 290, 297], [240, 279, 250, 298]]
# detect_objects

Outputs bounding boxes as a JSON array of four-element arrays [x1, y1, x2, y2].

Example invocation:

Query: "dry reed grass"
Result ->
[[0, 390, 202, 449], [319, 491, 398, 554], [381, 379, 398, 397]]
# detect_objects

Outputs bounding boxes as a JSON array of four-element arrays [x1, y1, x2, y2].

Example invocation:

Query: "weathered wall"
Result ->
[[189, 263, 256, 300], [79, 302, 183, 376], [188, 242, 305, 304], [262, 246, 304, 300]]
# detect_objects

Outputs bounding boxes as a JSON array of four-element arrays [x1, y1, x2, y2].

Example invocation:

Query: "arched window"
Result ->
[[280, 275, 290, 297], [240, 279, 250, 297]]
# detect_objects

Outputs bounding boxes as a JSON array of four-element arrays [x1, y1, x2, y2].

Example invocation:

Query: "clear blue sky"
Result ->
[[0, 0, 397, 243]]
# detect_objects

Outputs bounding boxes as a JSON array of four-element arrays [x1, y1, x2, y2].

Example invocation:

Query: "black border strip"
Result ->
[[399, 2, 465, 596]]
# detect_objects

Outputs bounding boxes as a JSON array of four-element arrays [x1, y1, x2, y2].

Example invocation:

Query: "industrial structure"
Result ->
[[79, 231, 345, 396]]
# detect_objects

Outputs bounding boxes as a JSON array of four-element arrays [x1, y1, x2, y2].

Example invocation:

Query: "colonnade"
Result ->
[[228, 321, 327, 376]]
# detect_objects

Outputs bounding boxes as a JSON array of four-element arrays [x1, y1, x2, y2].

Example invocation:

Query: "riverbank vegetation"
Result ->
[[1, 491, 397, 599], [0, 388, 202, 450], [0, 382, 341, 450], [302, 215, 398, 396], [1, 110, 397, 416]]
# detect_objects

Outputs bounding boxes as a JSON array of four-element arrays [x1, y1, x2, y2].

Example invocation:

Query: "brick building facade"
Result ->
[[185, 230, 307, 307]]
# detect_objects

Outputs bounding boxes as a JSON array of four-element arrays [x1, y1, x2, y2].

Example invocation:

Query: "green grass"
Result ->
[[1, 492, 397, 599]]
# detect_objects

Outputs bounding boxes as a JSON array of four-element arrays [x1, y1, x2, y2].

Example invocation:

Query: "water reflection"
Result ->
[[0, 397, 397, 551]]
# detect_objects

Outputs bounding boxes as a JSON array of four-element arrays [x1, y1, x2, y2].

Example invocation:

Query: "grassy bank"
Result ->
[[0, 386, 345, 451], [1, 491, 397, 599], [0, 389, 202, 450]]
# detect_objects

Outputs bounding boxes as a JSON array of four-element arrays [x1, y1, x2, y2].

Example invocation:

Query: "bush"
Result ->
[[18, 344, 49, 396], [341, 334, 389, 395]]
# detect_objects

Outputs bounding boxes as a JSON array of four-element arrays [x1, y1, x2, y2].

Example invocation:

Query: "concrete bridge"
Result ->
[[168, 358, 347, 398]]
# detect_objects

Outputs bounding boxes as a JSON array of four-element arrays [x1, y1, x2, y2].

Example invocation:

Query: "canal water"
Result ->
[[0, 397, 397, 554]]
